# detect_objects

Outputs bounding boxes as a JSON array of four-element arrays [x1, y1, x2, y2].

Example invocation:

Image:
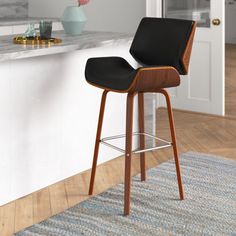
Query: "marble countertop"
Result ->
[[0, 17, 60, 26], [0, 31, 133, 63]]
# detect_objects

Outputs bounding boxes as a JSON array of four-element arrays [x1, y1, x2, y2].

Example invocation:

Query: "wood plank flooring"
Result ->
[[0, 45, 236, 236], [226, 44, 236, 117], [1, 108, 236, 236]]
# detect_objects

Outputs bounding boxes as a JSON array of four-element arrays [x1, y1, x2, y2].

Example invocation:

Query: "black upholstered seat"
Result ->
[[85, 17, 194, 92], [85, 57, 138, 91]]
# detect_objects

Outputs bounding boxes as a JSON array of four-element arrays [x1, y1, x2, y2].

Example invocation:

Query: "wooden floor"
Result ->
[[1, 108, 236, 236], [1, 45, 236, 236], [226, 44, 236, 117]]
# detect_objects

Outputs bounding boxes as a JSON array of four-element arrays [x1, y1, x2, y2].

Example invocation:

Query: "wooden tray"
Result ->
[[13, 36, 62, 45]]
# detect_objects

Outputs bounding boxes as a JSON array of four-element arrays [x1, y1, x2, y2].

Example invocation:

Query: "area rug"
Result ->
[[15, 152, 236, 236]]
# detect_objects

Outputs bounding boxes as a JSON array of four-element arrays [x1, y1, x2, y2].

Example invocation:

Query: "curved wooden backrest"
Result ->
[[128, 66, 180, 93], [181, 22, 197, 75]]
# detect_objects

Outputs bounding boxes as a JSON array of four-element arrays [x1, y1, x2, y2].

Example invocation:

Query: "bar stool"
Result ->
[[85, 18, 196, 216]]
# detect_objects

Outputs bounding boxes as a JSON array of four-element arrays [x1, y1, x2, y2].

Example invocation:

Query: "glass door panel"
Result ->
[[163, 0, 211, 27]]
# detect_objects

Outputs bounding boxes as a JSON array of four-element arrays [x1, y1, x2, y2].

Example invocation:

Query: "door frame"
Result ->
[[146, 0, 162, 17]]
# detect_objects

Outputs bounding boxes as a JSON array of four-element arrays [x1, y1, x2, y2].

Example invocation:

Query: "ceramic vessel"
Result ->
[[61, 6, 87, 35]]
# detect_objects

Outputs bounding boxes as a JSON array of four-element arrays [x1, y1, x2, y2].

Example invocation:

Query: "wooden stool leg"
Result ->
[[124, 93, 135, 216], [89, 90, 108, 195], [160, 89, 184, 200], [138, 93, 146, 181]]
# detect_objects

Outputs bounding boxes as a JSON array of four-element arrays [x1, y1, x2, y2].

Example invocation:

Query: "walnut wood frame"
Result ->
[[88, 89, 184, 216], [182, 22, 197, 74], [88, 22, 196, 215]]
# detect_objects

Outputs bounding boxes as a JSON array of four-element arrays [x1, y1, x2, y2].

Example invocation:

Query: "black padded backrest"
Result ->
[[130, 17, 194, 75]]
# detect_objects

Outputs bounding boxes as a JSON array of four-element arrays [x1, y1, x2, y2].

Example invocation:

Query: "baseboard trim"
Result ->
[[157, 107, 236, 121]]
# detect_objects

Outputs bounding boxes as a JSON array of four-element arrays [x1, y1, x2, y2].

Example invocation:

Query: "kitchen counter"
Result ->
[[0, 30, 133, 62]]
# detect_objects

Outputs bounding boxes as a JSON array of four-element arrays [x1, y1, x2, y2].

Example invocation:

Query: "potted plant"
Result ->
[[61, 0, 90, 35]]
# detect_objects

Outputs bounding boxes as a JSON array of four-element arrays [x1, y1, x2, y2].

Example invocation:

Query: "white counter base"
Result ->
[[0, 43, 143, 206]]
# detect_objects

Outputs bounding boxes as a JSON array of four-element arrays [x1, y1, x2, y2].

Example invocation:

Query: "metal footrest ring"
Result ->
[[100, 132, 172, 154]]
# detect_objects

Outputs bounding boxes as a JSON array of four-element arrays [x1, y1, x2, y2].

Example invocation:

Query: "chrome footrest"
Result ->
[[100, 132, 172, 154]]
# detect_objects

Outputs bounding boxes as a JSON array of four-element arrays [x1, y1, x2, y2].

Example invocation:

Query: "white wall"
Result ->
[[28, 0, 146, 33]]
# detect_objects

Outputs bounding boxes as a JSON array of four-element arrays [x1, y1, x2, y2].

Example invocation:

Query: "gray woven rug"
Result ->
[[15, 152, 236, 236]]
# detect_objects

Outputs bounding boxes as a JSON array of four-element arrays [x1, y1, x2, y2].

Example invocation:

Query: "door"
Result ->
[[146, 0, 225, 116]]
